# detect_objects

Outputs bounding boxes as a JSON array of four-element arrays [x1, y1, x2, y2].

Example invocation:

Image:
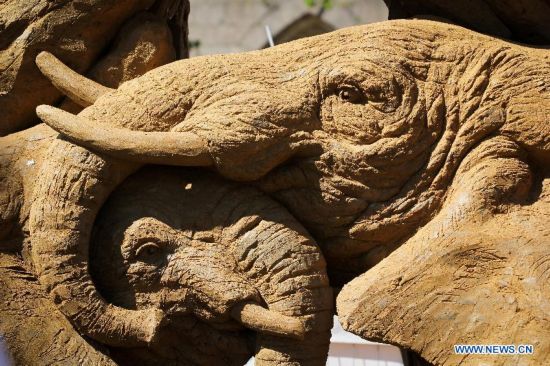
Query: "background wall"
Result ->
[[188, 0, 388, 55]]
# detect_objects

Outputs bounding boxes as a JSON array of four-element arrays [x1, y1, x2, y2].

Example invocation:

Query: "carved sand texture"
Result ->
[[0, 0, 157, 135], [0, 254, 116, 365], [37, 20, 549, 283], [0, 18, 548, 365], [59, 11, 177, 113], [0, 126, 333, 365], [0, 3, 187, 362], [338, 154, 549, 365]]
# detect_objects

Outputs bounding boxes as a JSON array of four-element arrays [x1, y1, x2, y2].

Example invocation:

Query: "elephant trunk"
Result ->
[[28, 138, 164, 346], [225, 191, 334, 365]]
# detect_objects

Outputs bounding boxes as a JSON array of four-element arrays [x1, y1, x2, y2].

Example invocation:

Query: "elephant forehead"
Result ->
[[250, 20, 446, 67], [76, 20, 472, 134]]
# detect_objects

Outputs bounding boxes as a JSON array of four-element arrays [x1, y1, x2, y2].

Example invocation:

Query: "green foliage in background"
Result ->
[[304, 0, 334, 9]]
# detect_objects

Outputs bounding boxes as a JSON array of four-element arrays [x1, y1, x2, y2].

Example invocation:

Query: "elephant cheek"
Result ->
[[157, 286, 192, 317]]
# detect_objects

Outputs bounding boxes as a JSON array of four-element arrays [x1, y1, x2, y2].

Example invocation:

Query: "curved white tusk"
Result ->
[[231, 301, 305, 340], [36, 51, 114, 107], [36, 105, 214, 167]]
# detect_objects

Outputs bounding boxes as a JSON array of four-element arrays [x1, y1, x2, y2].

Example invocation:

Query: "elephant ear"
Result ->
[[0, 253, 117, 365], [337, 137, 550, 365]]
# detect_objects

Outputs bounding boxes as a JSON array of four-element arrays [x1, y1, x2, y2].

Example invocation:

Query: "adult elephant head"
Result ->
[[90, 167, 332, 365], [32, 18, 549, 356]]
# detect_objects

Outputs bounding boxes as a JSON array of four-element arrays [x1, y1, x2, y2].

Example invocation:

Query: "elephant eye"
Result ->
[[337, 86, 364, 104], [135, 242, 163, 260]]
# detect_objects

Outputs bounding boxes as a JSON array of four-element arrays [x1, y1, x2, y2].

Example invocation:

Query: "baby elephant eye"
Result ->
[[338, 86, 363, 104], [135, 242, 162, 259]]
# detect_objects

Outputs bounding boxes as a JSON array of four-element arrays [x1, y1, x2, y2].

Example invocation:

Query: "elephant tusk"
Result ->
[[231, 301, 305, 340], [36, 105, 214, 167], [36, 51, 114, 107]]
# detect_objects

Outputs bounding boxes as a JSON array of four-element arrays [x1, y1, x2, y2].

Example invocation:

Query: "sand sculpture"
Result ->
[[0, 15, 548, 366]]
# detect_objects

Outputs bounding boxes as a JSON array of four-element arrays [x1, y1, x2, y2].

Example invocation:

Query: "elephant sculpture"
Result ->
[[91, 166, 333, 365], [1, 18, 549, 365]]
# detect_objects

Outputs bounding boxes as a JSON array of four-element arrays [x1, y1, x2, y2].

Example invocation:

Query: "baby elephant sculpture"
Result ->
[[91, 167, 332, 365], [1, 18, 549, 365]]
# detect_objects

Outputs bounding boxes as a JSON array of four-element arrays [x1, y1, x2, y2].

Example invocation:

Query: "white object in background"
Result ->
[[0, 337, 12, 366], [264, 25, 275, 47], [327, 316, 404, 366]]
